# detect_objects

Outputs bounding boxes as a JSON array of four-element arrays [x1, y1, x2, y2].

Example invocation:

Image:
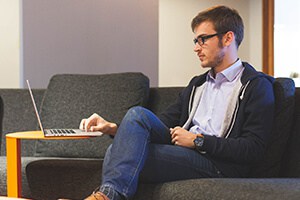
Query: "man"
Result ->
[[80, 5, 274, 200]]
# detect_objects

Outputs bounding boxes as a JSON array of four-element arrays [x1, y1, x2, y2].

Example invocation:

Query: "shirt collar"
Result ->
[[207, 59, 243, 82]]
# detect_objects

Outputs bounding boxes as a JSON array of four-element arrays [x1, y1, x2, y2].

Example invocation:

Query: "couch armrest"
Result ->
[[0, 89, 45, 156], [0, 95, 3, 153]]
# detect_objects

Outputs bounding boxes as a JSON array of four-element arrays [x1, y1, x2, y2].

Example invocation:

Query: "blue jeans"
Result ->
[[101, 106, 223, 199]]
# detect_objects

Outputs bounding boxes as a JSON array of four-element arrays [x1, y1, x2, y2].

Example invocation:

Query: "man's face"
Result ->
[[193, 21, 225, 69]]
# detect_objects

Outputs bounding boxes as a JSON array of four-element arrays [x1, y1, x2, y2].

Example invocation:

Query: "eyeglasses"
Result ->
[[193, 32, 226, 46]]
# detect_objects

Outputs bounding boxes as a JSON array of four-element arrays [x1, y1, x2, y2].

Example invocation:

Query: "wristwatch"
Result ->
[[193, 135, 205, 151]]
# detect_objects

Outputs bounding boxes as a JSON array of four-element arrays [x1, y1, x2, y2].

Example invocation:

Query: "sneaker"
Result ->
[[84, 191, 110, 200]]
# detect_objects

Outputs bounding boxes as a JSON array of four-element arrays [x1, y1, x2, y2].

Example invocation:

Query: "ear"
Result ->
[[223, 31, 235, 47]]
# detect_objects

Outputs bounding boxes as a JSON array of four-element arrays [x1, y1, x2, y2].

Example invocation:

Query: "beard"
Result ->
[[201, 40, 225, 69]]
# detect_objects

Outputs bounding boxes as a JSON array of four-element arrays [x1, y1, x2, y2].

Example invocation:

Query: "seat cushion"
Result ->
[[34, 73, 149, 158], [135, 178, 300, 200], [0, 156, 48, 198], [250, 78, 295, 177], [26, 158, 103, 200], [26, 161, 300, 200]]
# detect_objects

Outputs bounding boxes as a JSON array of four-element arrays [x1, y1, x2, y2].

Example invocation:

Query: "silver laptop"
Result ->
[[27, 80, 103, 137]]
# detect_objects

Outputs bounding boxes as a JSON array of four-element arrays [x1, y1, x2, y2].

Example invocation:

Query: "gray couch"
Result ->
[[0, 73, 299, 200]]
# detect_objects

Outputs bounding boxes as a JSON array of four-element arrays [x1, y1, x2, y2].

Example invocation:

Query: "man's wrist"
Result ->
[[108, 123, 118, 136], [193, 134, 205, 151]]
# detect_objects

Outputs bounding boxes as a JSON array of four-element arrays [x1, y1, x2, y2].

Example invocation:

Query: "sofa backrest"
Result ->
[[147, 87, 183, 115], [250, 78, 295, 177], [34, 73, 149, 158], [0, 79, 182, 157], [280, 87, 300, 177], [0, 89, 45, 156]]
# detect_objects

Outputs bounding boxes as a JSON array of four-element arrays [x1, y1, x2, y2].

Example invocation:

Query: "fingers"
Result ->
[[171, 136, 178, 144], [79, 119, 86, 130], [84, 113, 97, 131], [170, 126, 181, 136], [80, 113, 100, 132], [170, 126, 182, 144], [170, 127, 195, 148], [89, 124, 104, 132]]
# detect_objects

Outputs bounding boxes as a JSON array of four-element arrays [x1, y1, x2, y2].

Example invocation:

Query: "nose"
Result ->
[[194, 42, 201, 52]]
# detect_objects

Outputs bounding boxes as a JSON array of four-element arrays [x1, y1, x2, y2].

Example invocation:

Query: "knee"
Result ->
[[124, 106, 151, 122], [127, 106, 147, 116]]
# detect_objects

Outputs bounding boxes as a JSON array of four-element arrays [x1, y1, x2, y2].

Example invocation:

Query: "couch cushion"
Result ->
[[136, 178, 300, 200], [34, 73, 149, 158], [0, 156, 47, 198], [280, 88, 300, 177], [250, 78, 295, 177], [26, 160, 300, 200], [26, 159, 103, 200], [147, 87, 183, 115]]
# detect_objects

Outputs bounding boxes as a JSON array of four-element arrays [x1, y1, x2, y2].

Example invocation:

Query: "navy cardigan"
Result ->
[[159, 62, 275, 177]]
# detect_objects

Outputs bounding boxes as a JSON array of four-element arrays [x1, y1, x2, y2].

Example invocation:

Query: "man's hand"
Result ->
[[79, 113, 118, 136], [170, 126, 198, 148]]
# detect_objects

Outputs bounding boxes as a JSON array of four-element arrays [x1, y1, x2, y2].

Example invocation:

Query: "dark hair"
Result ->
[[191, 5, 244, 48]]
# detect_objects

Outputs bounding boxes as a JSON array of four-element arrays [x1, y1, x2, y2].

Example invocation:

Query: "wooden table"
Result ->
[[6, 131, 89, 198]]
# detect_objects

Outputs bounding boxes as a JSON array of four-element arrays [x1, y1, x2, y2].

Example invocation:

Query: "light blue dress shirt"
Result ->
[[189, 59, 244, 137]]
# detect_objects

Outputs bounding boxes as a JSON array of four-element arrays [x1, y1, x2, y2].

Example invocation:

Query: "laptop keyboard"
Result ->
[[45, 128, 103, 137], [50, 129, 76, 134]]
